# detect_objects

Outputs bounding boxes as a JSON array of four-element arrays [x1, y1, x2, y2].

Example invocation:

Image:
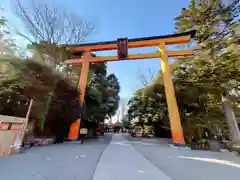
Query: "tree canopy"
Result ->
[[127, 0, 240, 144], [0, 1, 120, 141]]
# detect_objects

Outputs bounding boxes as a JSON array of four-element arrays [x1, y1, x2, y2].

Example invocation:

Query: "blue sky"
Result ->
[[1, 0, 191, 99]]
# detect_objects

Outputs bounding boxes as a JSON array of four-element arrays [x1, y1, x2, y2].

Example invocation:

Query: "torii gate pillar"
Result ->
[[159, 42, 185, 145], [68, 52, 90, 141]]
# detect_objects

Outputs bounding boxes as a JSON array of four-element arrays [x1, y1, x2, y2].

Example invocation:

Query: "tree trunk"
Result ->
[[221, 94, 240, 142]]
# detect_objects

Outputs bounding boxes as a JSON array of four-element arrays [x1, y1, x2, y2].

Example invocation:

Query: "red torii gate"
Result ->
[[64, 30, 196, 145]]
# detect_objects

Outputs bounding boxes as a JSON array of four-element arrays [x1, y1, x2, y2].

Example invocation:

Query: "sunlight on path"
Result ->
[[178, 156, 240, 168]]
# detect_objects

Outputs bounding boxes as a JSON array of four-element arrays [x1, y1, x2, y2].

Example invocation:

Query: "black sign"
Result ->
[[117, 38, 128, 60]]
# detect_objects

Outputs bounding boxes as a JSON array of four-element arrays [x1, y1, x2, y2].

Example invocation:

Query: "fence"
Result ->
[[0, 99, 33, 156], [0, 115, 26, 156]]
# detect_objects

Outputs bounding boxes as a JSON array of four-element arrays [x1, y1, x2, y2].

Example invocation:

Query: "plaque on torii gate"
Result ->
[[117, 38, 128, 60], [64, 30, 196, 146]]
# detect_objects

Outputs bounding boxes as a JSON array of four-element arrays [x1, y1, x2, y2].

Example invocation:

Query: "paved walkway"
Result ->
[[0, 135, 112, 180], [93, 134, 172, 180]]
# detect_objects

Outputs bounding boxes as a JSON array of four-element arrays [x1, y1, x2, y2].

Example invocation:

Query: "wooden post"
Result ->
[[25, 99, 34, 119], [20, 99, 34, 146], [159, 42, 185, 145], [68, 52, 90, 141]]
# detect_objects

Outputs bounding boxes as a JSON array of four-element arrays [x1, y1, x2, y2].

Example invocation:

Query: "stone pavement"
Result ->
[[2, 133, 239, 180], [126, 134, 240, 180], [93, 133, 172, 180], [0, 134, 112, 180]]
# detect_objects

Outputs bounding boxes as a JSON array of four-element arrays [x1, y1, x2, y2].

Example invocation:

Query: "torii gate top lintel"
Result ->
[[65, 30, 196, 52], [63, 30, 196, 64]]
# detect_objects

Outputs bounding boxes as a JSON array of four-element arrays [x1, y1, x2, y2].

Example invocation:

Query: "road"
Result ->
[[126, 135, 240, 180], [1, 133, 240, 180], [0, 135, 112, 180]]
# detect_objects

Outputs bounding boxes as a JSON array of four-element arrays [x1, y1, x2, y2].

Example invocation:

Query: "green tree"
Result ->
[[106, 74, 120, 119], [14, 0, 96, 131], [0, 56, 82, 141], [174, 0, 240, 143], [121, 114, 131, 129], [0, 1, 121, 140], [127, 76, 171, 137], [85, 64, 120, 126]]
